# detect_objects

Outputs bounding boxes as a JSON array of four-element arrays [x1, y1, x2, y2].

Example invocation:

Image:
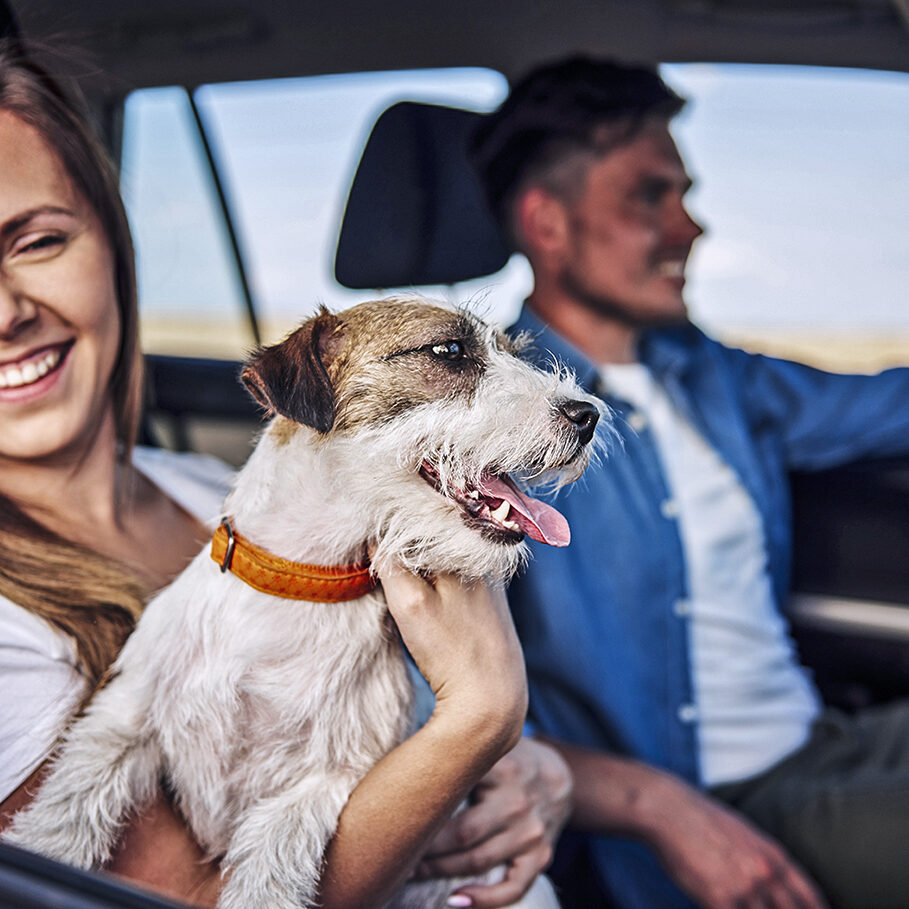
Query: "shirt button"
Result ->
[[673, 599, 691, 617], [627, 411, 648, 432], [660, 498, 680, 519], [678, 703, 699, 724]]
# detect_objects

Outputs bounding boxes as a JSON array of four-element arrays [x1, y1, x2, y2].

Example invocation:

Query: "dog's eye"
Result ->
[[431, 341, 464, 360]]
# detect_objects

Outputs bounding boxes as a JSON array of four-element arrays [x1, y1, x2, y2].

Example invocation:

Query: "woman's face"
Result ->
[[0, 110, 121, 464]]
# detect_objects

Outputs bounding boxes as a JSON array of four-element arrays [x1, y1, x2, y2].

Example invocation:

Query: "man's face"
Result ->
[[555, 119, 703, 327]]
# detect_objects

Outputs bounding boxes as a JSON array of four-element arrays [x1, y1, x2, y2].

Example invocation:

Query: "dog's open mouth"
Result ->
[[419, 461, 571, 547]]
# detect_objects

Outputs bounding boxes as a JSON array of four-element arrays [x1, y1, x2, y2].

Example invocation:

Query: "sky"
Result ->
[[119, 63, 909, 351]]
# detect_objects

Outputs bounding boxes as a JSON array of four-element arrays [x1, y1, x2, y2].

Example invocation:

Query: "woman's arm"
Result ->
[[319, 567, 528, 908]]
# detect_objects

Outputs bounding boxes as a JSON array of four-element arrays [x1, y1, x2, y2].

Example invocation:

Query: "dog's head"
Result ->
[[241, 298, 606, 580]]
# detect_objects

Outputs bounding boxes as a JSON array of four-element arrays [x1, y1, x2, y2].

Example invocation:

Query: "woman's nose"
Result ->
[[0, 272, 37, 339]]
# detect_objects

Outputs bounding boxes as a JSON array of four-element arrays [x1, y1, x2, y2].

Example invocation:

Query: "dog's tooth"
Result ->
[[468, 489, 480, 499], [490, 500, 511, 523], [503, 519, 520, 531]]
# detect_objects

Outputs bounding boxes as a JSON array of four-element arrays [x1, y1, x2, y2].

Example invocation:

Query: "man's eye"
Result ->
[[431, 340, 464, 360], [637, 184, 665, 206]]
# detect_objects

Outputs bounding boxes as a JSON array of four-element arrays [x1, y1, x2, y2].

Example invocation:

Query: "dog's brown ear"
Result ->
[[241, 310, 343, 433]]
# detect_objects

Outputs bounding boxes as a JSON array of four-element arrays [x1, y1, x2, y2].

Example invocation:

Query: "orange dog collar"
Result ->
[[210, 519, 377, 602]]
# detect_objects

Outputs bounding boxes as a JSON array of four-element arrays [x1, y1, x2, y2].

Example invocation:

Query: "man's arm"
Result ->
[[554, 740, 828, 909]]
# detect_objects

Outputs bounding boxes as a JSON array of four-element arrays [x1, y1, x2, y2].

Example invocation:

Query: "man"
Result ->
[[470, 58, 909, 909]]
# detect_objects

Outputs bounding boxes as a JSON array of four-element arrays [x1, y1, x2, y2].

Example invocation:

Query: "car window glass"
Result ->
[[664, 63, 909, 371], [122, 68, 520, 358], [192, 68, 528, 345], [123, 65, 908, 372], [120, 86, 251, 359]]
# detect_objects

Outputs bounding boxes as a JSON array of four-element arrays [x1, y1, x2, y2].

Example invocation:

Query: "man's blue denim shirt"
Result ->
[[507, 306, 909, 908]]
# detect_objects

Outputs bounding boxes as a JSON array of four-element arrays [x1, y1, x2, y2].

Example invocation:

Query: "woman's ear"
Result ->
[[241, 308, 343, 433]]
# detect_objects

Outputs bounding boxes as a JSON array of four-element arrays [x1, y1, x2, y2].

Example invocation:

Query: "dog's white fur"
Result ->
[[6, 298, 603, 909]]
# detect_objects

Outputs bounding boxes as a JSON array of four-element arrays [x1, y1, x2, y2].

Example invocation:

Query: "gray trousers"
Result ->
[[711, 701, 909, 909]]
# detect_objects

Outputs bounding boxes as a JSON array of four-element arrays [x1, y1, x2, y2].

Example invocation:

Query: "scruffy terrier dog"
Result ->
[[7, 298, 602, 908]]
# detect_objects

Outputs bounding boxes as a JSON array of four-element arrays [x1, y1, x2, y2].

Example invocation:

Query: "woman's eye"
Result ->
[[431, 340, 464, 360], [14, 233, 65, 256]]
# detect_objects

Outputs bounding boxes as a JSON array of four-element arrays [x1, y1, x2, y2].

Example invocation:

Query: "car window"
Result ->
[[665, 63, 909, 373], [120, 86, 251, 360], [122, 64, 908, 372], [121, 68, 518, 358]]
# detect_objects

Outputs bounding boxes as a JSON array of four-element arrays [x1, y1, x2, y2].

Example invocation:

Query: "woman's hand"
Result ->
[[414, 737, 573, 908], [380, 565, 528, 751]]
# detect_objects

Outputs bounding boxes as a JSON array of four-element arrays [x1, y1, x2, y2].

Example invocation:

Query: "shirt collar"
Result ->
[[637, 322, 703, 381]]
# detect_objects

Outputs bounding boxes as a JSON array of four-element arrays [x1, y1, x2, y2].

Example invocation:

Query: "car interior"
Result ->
[[1, 0, 907, 905]]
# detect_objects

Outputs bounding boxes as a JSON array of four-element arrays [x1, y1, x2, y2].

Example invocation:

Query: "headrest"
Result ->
[[334, 101, 510, 289]]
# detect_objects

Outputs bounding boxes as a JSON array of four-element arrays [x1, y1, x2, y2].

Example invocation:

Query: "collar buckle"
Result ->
[[218, 517, 236, 573]]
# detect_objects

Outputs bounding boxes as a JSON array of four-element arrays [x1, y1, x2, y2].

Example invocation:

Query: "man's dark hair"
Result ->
[[471, 57, 686, 242]]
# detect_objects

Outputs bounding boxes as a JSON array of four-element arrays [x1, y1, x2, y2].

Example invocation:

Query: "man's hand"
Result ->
[[414, 737, 572, 908], [649, 780, 828, 909], [556, 741, 828, 909]]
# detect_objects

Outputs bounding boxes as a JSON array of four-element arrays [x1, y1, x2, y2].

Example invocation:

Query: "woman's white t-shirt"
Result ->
[[0, 447, 235, 802]]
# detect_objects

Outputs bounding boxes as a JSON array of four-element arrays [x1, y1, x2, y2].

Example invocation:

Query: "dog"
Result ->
[[6, 298, 603, 908]]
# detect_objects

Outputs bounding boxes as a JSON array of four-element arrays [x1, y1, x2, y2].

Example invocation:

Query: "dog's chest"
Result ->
[[148, 585, 416, 799]]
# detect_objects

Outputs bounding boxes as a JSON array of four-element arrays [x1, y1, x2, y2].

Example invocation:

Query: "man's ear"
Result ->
[[515, 187, 570, 259], [241, 309, 343, 433]]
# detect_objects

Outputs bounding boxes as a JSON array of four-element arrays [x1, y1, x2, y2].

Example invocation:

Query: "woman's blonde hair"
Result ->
[[0, 41, 147, 687]]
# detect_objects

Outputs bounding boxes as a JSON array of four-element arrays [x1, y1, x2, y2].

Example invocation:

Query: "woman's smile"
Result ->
[[0, 340, 72, 399]]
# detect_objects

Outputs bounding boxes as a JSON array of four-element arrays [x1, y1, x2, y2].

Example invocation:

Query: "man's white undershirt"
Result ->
[[600, 363, 820, 786]]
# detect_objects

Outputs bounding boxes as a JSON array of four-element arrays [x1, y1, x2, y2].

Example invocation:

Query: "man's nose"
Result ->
[[672, 201, 704, 247]]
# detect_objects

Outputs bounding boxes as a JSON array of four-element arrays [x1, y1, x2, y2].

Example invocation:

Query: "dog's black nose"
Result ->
[[559, 399, 599, 446]]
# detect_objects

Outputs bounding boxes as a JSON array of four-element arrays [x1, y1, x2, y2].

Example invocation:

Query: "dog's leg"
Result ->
[[218, 769, 359, 909], [4, 681, 160, 868]]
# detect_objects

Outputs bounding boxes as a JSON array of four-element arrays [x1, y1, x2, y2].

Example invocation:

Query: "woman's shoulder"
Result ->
[[0, 594, 86, 802], [0, 593, 77, 662], [132, 446, 237, 526]]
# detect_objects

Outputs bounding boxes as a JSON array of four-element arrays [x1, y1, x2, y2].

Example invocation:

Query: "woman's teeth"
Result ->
[[0, 348, 62, 389]]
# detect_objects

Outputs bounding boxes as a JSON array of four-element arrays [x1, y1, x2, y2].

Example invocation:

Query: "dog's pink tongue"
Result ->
[[479, 475, 571, 547]]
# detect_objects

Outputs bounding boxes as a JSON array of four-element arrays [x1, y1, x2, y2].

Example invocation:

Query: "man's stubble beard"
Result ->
[[557, 262, 689, 330]]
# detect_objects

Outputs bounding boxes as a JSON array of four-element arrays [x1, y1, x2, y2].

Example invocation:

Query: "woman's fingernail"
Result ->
[[447, 896, 473, 908]]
